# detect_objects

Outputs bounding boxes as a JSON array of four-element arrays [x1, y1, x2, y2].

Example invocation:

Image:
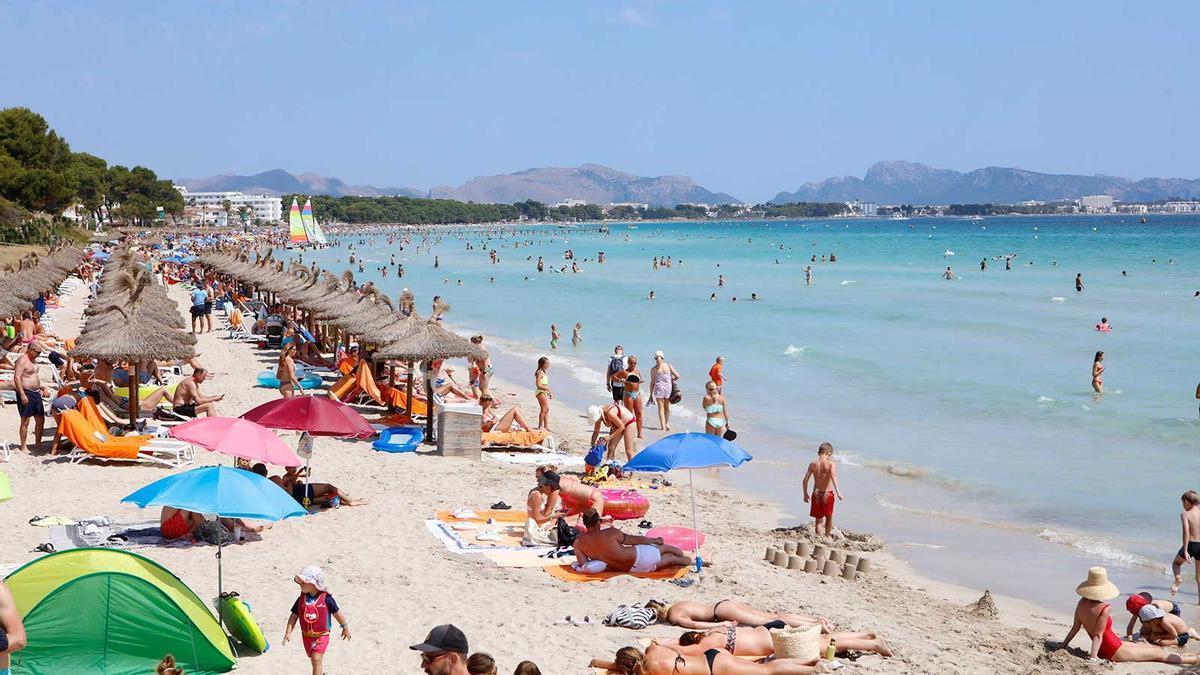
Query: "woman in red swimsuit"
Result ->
[[1063, 566, 1199, 665]]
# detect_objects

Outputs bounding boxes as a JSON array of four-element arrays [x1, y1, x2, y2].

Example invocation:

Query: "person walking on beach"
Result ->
[[284, 566, 351, 675], [649, 351, 680, 431], [1076, 273, 1084, 293], [1092, 351, 1105, 394], [534, 356, 551, 430], [190, 283, 207, 333], [802, 442, 843, 538], [701, 381, 728, 437], [13, 343, 48, 453], [622, 355, 644, 439], [571, 322, 582, 346], [606, 346, 627, 403], [1170, 491, 1200, 598], [276, 343, 302, 399]]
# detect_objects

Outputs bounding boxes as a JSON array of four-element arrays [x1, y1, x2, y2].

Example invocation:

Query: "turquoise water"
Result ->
[[296, 215, 1200, 606]]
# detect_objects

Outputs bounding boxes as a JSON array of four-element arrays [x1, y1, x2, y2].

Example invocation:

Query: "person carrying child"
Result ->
[[284, 566, 351, 675]]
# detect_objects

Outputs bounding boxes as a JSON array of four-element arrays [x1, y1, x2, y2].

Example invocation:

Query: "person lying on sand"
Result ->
[[1125, 592, 1197, 640], [257, 465, 364, 508], [160, 506, 206, 540], [1062, 566, 1199, 665], [670, 625, 892, 659], [645, 599, 830, 632], [591, 643, 819, 675], [573, 509, 692, 574]]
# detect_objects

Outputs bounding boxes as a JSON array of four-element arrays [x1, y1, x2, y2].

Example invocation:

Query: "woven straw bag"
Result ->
[[769, 624, 822, 661]]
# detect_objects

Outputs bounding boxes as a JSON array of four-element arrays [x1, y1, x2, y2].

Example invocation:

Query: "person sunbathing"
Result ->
[[276, 466, 364, 507], [646, 600, 829, 631], [428, 359, 474, 400], [672, 625, 892, 659], [591, 643, 819, 675], [573, 509, 692, 574], [160, 506, 205, 540], [171, 368, 222, 417], [92, 379, 173, 414], [480, 395, 533, 433]]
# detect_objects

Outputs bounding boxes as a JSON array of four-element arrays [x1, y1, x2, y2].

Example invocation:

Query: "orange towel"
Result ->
[[435, 509, 526, 524], [329, 372, 357, 401], [482, 430, 550, 447], [338, 356, 358, 376], [354, 364, 384, 406], [58, 410, 142, 459], [380, 383, 428, 416], [543, 563, 688, 583]]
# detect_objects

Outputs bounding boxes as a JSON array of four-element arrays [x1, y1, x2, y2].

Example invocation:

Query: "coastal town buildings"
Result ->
[[174, 186, 283, 226]]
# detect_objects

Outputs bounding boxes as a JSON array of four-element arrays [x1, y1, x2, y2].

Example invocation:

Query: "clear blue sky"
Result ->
[[1, 1, 1196, 202]]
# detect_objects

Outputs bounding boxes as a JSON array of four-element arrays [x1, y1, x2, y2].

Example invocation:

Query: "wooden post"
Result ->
[[127, 360, 140, 430]]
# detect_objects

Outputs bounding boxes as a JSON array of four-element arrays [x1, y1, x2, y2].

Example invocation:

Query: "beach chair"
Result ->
[[57, 409, 193, 468], [224, 309, 255, 341], [482, 429, 557, 453]]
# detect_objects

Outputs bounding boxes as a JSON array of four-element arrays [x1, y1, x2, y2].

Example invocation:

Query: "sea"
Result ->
[[291, 214, 1200, 613]]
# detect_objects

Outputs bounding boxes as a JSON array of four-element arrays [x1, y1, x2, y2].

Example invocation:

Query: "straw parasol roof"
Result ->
[[371, 319, 486, 362], [0, 246, 83, 316]]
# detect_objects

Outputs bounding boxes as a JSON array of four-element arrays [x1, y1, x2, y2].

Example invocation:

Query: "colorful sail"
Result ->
[[301, 198, 326, 244], [288, 198, 307, 244]]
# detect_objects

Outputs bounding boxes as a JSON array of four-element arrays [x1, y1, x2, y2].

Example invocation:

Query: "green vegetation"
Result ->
[[0, 107, 183, 242]]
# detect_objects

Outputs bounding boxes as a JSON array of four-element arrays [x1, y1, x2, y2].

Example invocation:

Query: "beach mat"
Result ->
[[425, 520, 530, 553], [435, 509, 525, 524], [46, 519, 192, 552], [482, 550, 575, 568], [544, 563, 688, 583], [484, 451, 583, 467]]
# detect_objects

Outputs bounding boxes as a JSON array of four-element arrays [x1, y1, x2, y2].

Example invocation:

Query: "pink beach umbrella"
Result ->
[[169, 416, 303, 466], [239, 395, 375, 439]]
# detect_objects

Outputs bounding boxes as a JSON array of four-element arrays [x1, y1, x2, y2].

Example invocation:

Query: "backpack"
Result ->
[[607, 355, 624, 381], [554, 518, 578, 548]]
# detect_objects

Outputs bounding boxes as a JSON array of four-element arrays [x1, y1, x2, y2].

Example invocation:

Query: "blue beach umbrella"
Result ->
[[122, 466, 306, 606], [624, 433, 752, 572]]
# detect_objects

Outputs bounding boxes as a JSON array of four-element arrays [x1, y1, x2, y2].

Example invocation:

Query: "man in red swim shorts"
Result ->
[[802, 442, 843, 538]]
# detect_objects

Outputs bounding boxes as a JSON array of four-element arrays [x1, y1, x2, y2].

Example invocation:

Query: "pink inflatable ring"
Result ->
[[562, 488, 650, 520], [646, 526, 706, 551]]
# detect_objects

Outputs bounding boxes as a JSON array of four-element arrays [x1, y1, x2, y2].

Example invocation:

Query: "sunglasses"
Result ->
[[421, 651, 448, 665]]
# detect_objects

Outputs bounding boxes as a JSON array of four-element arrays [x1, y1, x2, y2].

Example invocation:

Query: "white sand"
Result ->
[[0, 279, 1175, 674]]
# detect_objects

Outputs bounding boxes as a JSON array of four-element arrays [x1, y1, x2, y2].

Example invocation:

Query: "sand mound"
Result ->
[[967, 590, 999, 619], [771, 523, 885, 552]]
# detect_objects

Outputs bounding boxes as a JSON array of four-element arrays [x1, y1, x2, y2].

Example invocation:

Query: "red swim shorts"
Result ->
[[303, 633, 330, 656], [809, 491, 834, 519]]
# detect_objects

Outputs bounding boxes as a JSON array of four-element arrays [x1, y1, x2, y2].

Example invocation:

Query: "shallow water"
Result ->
[[294, 215, 1200, 608]]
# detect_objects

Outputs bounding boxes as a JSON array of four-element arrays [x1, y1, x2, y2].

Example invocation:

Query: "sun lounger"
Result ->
[[482, 429, 556, 453], [56, 409, 193, 468]]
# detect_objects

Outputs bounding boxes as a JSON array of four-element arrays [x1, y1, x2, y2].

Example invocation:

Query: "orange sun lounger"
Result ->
[[56, 409, 147, 460]]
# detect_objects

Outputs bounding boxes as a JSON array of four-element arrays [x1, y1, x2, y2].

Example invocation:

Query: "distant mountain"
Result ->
[[429, 164, 740, 206], [175, 169, 424, 198], [772, 161, 1200, 205]]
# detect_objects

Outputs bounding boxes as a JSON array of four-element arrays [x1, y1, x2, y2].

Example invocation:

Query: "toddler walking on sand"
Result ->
[[284, 566, 351, 675], [802, 442, 844, 538]]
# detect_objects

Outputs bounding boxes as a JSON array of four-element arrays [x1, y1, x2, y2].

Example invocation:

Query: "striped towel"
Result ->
[[603, 604, 657, 629]]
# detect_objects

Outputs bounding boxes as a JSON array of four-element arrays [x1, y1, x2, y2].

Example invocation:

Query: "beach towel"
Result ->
[[379, 383, 429, 416], [543, 563, 688, 583], [482, 550, 576, 568], [57, 409, 145, 459], [603, 604, 658, 629], [425, 520, 530, 552], [435, 509, 525, 524], [482, 429, 551, 448], [46, 518, 191, 552], [485, 451, 583, 467]]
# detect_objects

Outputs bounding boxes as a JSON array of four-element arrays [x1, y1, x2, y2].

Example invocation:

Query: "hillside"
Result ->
[[175, 169, 423, 198]]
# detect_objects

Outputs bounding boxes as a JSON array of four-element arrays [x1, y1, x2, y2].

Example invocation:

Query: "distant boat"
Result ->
[[1141, 217, 1148, 223], [968, 215, 984, 222], [288, 198, 307, 245], [891, 213, 908, 221], [301, 198, 327, 244]]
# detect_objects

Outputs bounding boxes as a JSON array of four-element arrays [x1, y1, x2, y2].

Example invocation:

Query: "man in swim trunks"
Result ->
[[171, 368, 223, 417], [1170, 490, 1200, 597], [0, 579, 27, 673], [12, 342, 48, 453], [573, 509, 692, 574], [802, 442, 843, 538]]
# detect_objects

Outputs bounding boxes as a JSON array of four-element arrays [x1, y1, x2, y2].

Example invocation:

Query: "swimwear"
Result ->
[[174, 403, 197, 418], [810, 490, 835, 519], [17, 389, 44, 418], [611, 385, 625, 403], [1177, 542, 1200, 560], [704, 648, 720, 675], [161, 511, 190, 540], [1171, 601, 1182, 617], [763, 620, 787, 630], [630, 544, 661, 573], [704, 402, 725, 429], [652, 371, 672, 399], [724, 625, 737, 653], [712, 598, 730, 621], [1095, 603, 1124, 661], [626, 391, 639, 401], [1179, 633, 1191, 647]]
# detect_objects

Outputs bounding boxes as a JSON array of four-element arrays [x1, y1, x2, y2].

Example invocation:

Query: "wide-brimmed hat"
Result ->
[[1076, 566, 1119, 601]]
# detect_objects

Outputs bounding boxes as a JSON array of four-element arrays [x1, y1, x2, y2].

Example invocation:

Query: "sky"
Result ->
[[1, 1, 1197, 202]]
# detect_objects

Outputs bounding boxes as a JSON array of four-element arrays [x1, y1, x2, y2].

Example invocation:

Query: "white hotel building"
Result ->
[[174, 186, 283, 226]]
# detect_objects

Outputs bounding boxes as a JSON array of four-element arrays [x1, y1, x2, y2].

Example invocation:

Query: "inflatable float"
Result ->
[[563, 488, 649, 521], [646, 525, 705, 551], [256, 370, 322, 390], [219, 592, 269, 654], [373, 426, 424, 453]]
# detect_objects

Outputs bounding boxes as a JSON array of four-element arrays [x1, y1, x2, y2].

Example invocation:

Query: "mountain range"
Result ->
[[772, 161, 1200, 205], [176, 164, 738, 206]]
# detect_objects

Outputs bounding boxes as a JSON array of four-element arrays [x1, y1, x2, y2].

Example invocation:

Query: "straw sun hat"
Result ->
[[1075, 566, 1119, 601]]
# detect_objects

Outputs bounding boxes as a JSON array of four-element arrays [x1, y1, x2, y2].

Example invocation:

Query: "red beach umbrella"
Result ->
[[239, 395, 375, 439]]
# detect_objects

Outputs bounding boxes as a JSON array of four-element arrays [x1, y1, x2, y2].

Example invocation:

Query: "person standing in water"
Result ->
[[1170, 491, 1200, 598], [1092, 351, 1105, 394], [805, 266, 812, 286], [649, 350, 680, 432], [549, 324, 559, 350], [571, 322, 582, 346], [1076, 273, 1085, 293], [980, 258, 987, 271], [941, 267, 957, 280]]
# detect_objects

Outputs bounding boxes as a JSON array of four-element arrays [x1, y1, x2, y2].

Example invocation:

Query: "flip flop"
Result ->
[[490, 501, 512, 510], [637, 520, 653, 529], [34, 543, 55, 553]]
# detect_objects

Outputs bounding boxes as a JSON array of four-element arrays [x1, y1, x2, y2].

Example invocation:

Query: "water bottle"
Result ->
[[825, 638, 836, 660]]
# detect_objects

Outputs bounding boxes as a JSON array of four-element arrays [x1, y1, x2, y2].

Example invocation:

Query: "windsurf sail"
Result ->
[[288, 198, 308, 244], [301, 198, 326, 244]]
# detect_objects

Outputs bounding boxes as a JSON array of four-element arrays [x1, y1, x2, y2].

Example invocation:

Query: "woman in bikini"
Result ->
[[534, 356, 551, 430], [1092, 351, 1104, 394], [703, 382, 729, 436], [623, 355, 644, 439], [589, 401, 638, 463], [480, 394, 533, 433], [160, 506, 205, 540], [276, 343, 302, 399], [469, 335, 493, 398], [646, 599, 823, 631], [591, 643, 819, 675], [671, 625, 892, 660], [1063, 566, 1197, 665], [536, 465, 604, 517], [649, 350, 680, 431]]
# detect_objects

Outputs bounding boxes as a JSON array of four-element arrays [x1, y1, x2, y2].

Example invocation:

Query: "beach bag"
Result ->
[[603, 603, 657, 629], [554, 517, 578, 547], [669, 381, 682, 404], [584, 442, 605, 467], [195, 520, 235, 546], [769, 624, 821, 661]]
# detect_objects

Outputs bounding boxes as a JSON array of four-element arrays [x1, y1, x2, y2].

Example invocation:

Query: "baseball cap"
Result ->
[[1126, 594, 1150, 615], [410, 624, 468, 654], [1139, 605, 1165, 622]]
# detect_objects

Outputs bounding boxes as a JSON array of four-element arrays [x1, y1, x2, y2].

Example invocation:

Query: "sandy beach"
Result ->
[[0, 274, 1175, 674]]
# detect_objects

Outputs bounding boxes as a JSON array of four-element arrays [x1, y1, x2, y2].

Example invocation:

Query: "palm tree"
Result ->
[[237, 205, 250, 226], [221, 199, 232, 227]]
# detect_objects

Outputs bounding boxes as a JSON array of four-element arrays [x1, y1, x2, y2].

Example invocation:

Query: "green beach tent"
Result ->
[[4, 548, 236, 674]]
